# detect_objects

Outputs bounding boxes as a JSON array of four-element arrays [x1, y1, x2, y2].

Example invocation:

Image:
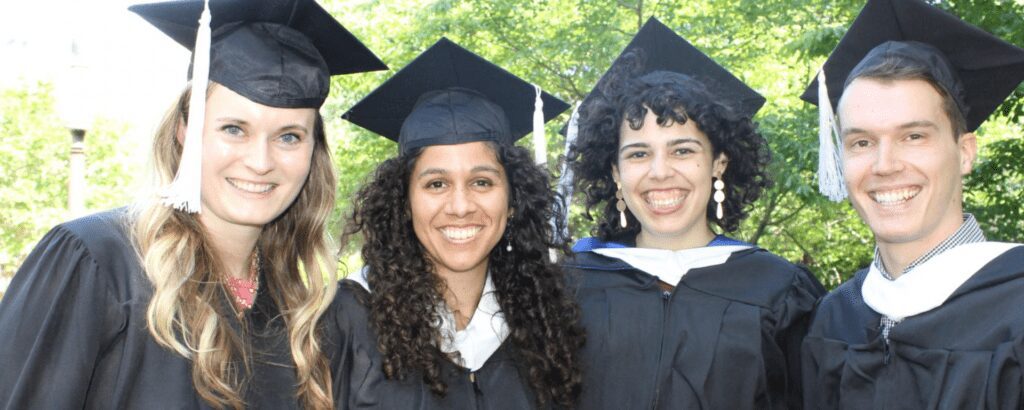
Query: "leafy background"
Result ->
[[2, 0, 1022, 298]]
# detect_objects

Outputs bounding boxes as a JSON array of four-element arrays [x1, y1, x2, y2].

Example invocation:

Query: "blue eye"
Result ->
[[221, 125, 243, 136], [279, 133, 301, 144]]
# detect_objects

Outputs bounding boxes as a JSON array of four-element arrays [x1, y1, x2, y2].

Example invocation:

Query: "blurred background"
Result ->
[[2, 0, 1022, 299]]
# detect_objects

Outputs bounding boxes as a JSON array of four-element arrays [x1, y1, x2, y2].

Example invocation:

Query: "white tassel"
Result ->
[[816, 69, 847, 202], [532, 85, 546, 166], [554, 102, 581, 239], [161, 0, 212, 213]]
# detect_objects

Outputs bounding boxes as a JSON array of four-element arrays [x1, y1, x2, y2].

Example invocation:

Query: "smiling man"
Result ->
[[799, 0, 1024, 408]]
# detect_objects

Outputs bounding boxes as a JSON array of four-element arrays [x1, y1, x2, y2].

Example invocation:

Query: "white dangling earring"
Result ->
[[615, 182, 627, 228], [713, 178, 726, 220], [505, 215, 513, 252]]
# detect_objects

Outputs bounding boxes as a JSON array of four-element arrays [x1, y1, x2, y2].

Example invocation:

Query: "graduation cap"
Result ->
[[130, 0, 386, 212], [801, 0, 1024, 201], [556, 17, 765, 220], [581, 17, 766, 121], [131, 0, 387, 109], [342, 38, 570, 155]]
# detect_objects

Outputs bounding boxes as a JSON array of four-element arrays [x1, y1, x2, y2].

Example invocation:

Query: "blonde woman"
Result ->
[[0, 0, 384, 408]]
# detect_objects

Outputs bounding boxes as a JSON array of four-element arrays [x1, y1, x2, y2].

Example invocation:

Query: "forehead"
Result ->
[[207, 84, 317, 124], [837, 78, 948, 132], [412, 141, 503, 172], [619, 110, 709, 146]]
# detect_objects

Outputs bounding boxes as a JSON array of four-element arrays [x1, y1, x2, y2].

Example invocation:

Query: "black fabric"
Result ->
[[579, 17, 765, 123], [800, 0, 1024, 131], [342, 38, 569, 153], [324, 281, 549, 409], [0, 210, 301, 409], [802, 246, 1024, 410], [563, 247, 824, 409], [130, 0, 387, 109], [399, 88, 513, 153]]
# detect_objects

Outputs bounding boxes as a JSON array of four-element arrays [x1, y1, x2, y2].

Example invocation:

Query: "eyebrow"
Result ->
[[214, 117, 248, 125], [619, 137, 702, 154], [898, 120, 939, 130], [277, 124, 309, 134], [415, 165, 503, 179]]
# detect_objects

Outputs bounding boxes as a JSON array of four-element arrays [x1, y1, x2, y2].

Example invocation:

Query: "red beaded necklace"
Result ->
[[225, 249, 259, 311]]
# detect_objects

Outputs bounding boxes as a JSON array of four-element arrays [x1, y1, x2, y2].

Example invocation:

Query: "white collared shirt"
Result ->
[[349, 268, 509, 371]]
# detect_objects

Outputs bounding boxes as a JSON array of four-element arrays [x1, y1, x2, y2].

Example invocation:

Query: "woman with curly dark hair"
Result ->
[[324, 38, 586, 409], [562, 18, 825, 409]]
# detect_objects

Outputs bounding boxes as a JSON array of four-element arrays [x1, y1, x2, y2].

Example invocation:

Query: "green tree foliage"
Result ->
[[2, 1, 1021, 291], [0, 82, 135, 293], [320, 0, 1023, 287]]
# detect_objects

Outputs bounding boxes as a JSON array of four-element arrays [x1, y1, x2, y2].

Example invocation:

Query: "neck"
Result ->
[[876, 212, 965, 278], [436, 264, 488, 331], [200, 217, 261, 280], [637, 224, 716, 251]]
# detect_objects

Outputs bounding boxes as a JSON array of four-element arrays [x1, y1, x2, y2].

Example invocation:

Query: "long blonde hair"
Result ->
[[133, 84, 337, 409]]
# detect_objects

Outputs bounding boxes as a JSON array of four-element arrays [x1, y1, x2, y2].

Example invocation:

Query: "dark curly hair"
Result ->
[[568, 51, 771, 239], [342, 142, 585, 408]]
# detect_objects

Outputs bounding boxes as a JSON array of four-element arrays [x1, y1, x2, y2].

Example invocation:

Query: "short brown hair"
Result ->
[[844, 55, 969, 138]]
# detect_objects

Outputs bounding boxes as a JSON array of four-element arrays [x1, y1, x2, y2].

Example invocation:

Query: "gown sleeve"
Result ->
[[0, 224, 126, 408], [769, 265, 826, 410], [325, 281, 374, 410]]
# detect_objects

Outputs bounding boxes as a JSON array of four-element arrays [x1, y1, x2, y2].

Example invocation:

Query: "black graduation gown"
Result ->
[[325, 280, 547, 409], [0, 210, 301, 409], [802, 246, 1024, 410], [563, 247, 824, 410]]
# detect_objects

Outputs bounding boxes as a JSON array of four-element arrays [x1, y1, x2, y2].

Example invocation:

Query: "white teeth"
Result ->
[[873, 188, 919, 205], [228, 179, 275, 194], [442, 227, 481, 241], [643, 190, 684, 209], [648, 197, 683, 208]]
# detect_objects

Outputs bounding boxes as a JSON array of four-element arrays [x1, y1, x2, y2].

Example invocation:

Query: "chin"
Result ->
[[870, 225, 923, 246]]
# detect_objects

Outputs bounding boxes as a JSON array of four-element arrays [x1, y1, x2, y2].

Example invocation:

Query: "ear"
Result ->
[[611, 163, 621, 185], [176, 118, 187, 146], [957, 132, 977, 176], [712, 152, 730, 179]]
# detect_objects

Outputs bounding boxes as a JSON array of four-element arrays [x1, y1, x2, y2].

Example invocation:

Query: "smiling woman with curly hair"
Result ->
[[324, 38, 585, 409], [562, 18, 825, 409]]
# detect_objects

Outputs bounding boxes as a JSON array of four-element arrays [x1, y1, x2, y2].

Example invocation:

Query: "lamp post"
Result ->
[[59, 39, 94, 219]]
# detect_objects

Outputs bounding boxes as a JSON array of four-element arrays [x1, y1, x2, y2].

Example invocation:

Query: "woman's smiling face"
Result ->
[[193, 84, 317, 236], [613, 109, 727, 249], [408, 141, 510, 278]]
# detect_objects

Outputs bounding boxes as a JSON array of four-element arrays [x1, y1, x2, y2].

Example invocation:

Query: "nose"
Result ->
[[871, 139, 903, 175], [243, 139, 274, 175], [648, 151, 672, 180], [445, 186, 477, 218]]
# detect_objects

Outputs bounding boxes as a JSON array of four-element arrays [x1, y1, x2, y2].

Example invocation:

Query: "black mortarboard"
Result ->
[[342, 38, 570, 154], [800, 0, 1024, 202], [584, 17, 766, 119], [130, 0, 387, 109], [130, 0, 386, 213], [801, 0, 1024, 131]]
